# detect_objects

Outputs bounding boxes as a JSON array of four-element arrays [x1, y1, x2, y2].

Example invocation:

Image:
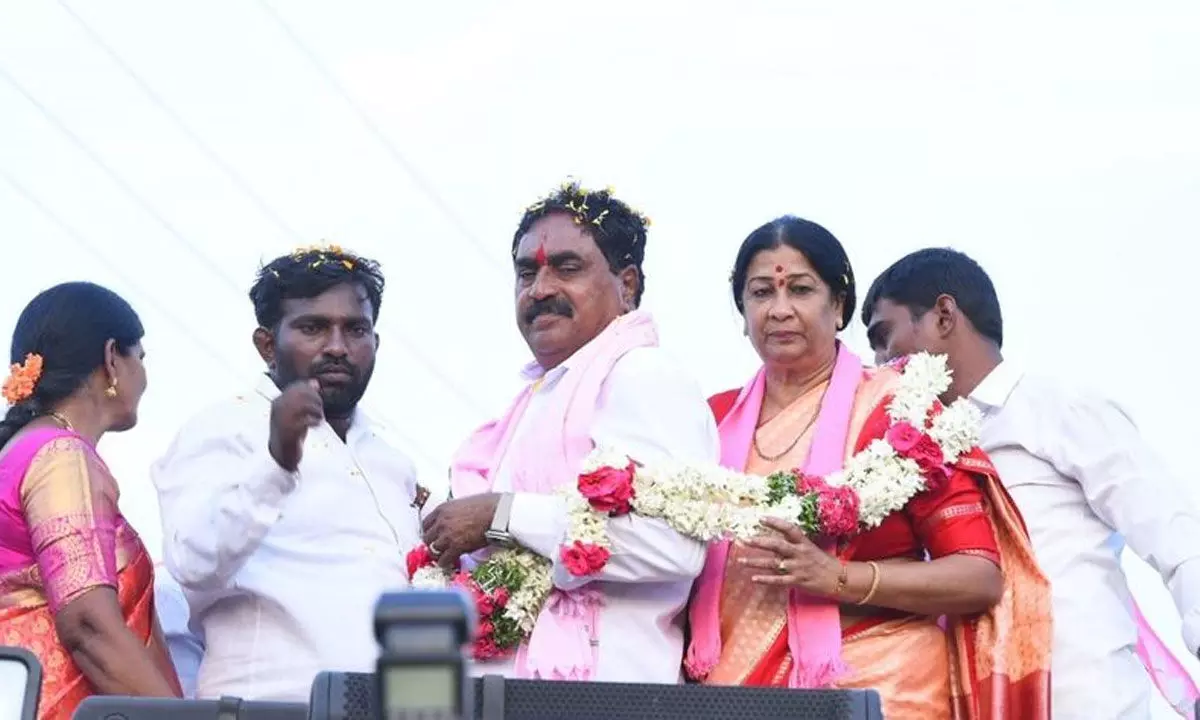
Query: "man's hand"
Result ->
[[421, 493, 502, 570], [268, 379, 324, 472]]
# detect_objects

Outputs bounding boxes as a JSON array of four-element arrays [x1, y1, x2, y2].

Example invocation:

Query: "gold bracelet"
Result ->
[[833, 561, 849, 598], [855, 561, 881, 606]]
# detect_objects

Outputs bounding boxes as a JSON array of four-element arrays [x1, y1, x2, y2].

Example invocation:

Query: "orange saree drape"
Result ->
[[730, 451, 1052, 719], [947, 453, 1052, 719], [0, 548, 178, 720]]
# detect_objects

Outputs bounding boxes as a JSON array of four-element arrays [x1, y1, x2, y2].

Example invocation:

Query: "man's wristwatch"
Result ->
[[484, 492, 517, 548]]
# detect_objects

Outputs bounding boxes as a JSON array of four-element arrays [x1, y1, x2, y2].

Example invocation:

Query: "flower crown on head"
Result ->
[[268, 242, 356, 278], [2, 353, 44, 405], [523, 178, 653, 233]]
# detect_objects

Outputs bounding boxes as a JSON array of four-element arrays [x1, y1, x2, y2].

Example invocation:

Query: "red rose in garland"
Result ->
[[406, 544, 436, 579], [884, 421, 923, 454], [560, 540, 611, 576], [577, 461, 637, 515]]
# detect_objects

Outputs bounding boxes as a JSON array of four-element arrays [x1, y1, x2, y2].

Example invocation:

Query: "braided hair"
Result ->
[[512, 180, 651, 307]]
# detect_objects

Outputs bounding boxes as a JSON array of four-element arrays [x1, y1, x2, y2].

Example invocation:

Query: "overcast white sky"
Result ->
[[3, 1, 1199, 712]]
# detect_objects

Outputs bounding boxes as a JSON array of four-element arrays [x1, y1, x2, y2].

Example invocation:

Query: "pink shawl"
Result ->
[[686, 342, 864, 688], [448, 310, 660, 679]]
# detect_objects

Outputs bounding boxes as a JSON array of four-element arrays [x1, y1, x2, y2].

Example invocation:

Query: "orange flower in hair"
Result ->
[[2, 353, 44, 405]]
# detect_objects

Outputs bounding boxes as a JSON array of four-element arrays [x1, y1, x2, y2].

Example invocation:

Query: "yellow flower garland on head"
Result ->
[[286, 242, 356, 272]]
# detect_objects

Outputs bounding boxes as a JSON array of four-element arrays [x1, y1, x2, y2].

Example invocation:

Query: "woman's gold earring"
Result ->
[[105, 380, 118, 398]]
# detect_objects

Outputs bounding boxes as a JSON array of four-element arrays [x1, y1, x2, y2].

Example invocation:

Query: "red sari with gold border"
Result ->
[[702, 369, 1051, 719]]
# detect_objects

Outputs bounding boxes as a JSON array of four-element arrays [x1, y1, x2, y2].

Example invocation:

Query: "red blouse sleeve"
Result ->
[[852, 392, 1001, 565], [904, 469, 1000, 565]]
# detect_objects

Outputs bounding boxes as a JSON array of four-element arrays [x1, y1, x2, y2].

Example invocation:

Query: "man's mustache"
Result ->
[[523, 297, 574, 325], [312, 359, 358, 378]]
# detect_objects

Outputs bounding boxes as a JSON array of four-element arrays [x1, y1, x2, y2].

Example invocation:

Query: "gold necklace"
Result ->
[[48, 412, 75, 431], [752, 383, 830, 463]]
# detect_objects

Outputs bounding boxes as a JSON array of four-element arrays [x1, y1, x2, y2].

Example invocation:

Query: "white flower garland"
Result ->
[[409, 351, 982, 659], [562, 351, 983, 554], [830, 353, 982, 529], [409, 549, 553, 639]]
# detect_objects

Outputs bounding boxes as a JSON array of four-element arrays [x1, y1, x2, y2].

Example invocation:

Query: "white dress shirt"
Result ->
[[469, 344, 720, 684], [971, 362, 1200, 719], [153, 566, 205, 698], [152, 375, 422, 701]]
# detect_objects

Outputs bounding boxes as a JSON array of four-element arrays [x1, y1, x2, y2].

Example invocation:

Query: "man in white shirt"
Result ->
[[153, 566, 205, 698], [862, 247, 1200, 719], [421, 181, 719, 683], [153, 245, 423, 701]]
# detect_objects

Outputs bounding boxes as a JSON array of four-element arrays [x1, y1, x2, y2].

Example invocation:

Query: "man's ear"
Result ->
[[252, 327, 276, 369], [932, 294, 959, 339], [618, 265, 639, 310]]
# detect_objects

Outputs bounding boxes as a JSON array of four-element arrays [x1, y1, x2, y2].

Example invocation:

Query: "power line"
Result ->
[[253, 0, 508, 274], [0, 164, 243, 381], [0, 164, 441, 470], [52, 0, 492, 418], [56, 0, 304, 243], [0, 62, 244, 298], [0, 59, 489, 417]]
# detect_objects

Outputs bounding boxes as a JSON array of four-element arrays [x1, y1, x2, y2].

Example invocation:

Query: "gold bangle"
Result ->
[[833, 561, 849, 598], [856, 561, 881, 606]]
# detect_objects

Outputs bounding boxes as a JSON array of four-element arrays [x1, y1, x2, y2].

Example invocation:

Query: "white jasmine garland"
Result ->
[[412, 351, 981, 658], [410, 565, 450, 589], [928, 399, 983, 464], [561, 351, 981, 554], [491, 550, 553, 635]]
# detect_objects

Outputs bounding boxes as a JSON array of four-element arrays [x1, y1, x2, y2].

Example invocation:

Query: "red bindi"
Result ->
[[534, 242, 548, 267], [775, 265, 783, 272], [777, 278, 786, 287]]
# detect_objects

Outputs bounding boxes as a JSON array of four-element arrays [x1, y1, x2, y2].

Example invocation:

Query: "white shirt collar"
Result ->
[[968, 360, 1025, 410]]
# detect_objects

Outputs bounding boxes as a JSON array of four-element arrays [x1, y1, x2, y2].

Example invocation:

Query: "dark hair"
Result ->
[[512, 180, 651, 306], [0, 282, 144, 447], [250, 244, 386, 329], [729, 216, 857, 329], [861, 247, 1003, 347]]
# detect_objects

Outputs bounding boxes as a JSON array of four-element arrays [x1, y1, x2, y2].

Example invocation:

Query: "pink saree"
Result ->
[[0, 427, 180, 719]]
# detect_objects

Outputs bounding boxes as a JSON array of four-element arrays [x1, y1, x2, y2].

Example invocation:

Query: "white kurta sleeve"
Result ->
[[1046, 391, 1200, 654], [152, 405, 298, 593], [507, 347, 721, 590]]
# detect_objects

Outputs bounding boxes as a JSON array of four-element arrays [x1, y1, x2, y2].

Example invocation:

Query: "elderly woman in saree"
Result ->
[[0, 282, 181, 719], [684, 217, 1052, 719]]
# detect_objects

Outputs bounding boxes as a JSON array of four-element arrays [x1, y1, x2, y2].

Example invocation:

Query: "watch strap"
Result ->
[[490, 492, 515, 534]]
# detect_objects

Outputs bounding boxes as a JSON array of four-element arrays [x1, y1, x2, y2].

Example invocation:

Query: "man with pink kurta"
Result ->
[[420, 180, 719, 683]]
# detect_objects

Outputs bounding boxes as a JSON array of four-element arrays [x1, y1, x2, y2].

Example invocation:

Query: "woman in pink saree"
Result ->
[[0, 282, 180, 720]]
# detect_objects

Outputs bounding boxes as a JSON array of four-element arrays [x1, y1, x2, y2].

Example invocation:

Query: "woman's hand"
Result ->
[[739, 516, 843, 596]]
